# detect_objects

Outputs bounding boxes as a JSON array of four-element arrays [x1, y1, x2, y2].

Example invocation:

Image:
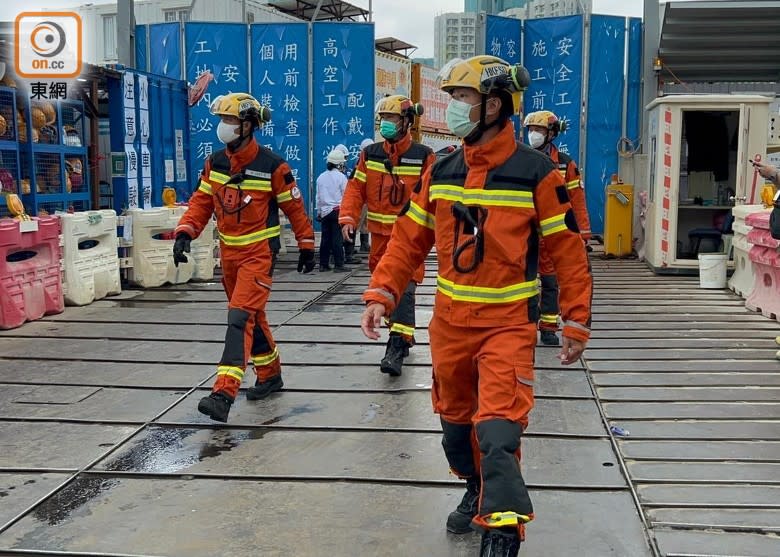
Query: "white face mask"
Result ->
[[528, 131, 547, 149], [445, 99, 479, 138], [217, 121, 241, 144]]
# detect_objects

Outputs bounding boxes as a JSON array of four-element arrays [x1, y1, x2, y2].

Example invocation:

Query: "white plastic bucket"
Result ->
[[698, 253, 728, 289]]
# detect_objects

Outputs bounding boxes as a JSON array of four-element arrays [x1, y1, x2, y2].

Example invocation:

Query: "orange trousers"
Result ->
[[212, 256, 280, 399], [370, 232, 424, 342], [538, 244, 559, 333], [429, 314, 535, 529], [369, 232, 425, 283]]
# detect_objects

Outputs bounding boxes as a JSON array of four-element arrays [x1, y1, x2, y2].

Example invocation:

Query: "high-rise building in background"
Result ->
[[433, 12, 478, 69], [464, 0, 529, 14], [501, 0, 592, 20]]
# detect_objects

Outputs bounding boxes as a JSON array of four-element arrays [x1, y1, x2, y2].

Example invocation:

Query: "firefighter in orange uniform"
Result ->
[[360, 57, 592, 556], [524, 110, 591, 346], [173, 93, 315, 423], [339, 95, 435, 376]]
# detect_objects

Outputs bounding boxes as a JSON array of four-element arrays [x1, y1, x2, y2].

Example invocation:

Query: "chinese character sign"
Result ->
[[312, 22, 375, 213], [250, 23, 310, 212], [485, 15, 521, 65], [185, 23, 249, 193], [418, 65, 449, 134], [122, 71, 139, 209], [523, 15, 584, 161], [584, 15, 627, 235], [375, 51, 411, 104]]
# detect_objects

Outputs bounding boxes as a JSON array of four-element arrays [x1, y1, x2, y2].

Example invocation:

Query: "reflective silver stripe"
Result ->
[[405, 201, 435, 230], [430, 184, 533, 208], [365, 287, 395, 306], [219, 225, 281, 246], [540, 213, 567, 236], [436, 275, 538, 303]]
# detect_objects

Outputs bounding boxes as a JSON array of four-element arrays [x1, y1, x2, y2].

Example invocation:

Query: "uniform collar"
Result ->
[[463, 121, 516, 170], [383, 131, 413, 162], [226, 138, 259, 173]]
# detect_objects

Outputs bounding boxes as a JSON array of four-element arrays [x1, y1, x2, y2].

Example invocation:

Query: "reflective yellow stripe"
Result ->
[[252, 347, 279, 367], [209, 171, 231, 183], [436, 275, 538, 304], [566, 179, 581, 190], [208, 171, 271, 191], [558, 169, 567, 177], [354, 170, 367, 183], [405, 201, 435, 230], [389, 323, 415, 336], [217, 365, 245, 382], [219, 225, 281, 246], [367, 211, 397, 224], [540, 213, 567, 237], [240, 179, 272, 191], [276, 190, 293, 203], [430, 184, 534, 209], [365, 160, 422, 176], [540, 314, 558, 324], [485, 512, 532, 527], [197, 181, 212, 195]]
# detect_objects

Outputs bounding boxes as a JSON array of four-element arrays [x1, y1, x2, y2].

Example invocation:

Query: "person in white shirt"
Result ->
[[316, 149, 349, 272]]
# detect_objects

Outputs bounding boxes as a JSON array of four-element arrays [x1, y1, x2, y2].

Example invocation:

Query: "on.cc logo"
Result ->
[[15, 12, 82, 78]]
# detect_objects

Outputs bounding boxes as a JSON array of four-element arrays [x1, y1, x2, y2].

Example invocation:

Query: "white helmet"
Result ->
[[334, 143, 349, 156], [360, 138, 373, 150], [327, 149, 346, 165]]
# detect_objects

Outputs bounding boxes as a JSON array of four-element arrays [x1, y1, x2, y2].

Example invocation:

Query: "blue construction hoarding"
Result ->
[[523, 16, 584, 165], [485, 14, 642, 234], [312, 22, 375, 216], [585, 15, 628, 235], [250, 23, 311, 213], [184, 22, 250, 192]]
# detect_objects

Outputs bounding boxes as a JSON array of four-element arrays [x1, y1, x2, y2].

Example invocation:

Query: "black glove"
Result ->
[[172, 232, 192, 267], [297, 248, 315, 274]]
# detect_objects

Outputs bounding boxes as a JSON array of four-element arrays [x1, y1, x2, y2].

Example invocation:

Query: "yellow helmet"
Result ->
[[375, 94, 424, 121], [209, 93, 271, 126], [524, 110, 565, 136], [438, 55, 530, 113]]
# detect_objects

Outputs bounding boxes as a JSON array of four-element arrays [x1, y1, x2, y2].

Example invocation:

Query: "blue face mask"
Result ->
[[446, 99, 479, 138], [379, 119, 399, 140]]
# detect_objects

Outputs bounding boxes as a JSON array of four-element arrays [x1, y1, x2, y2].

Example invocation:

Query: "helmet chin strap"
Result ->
[[464, 94, 501, 145], [227, 121, 253, 151], [387, 120, 409, 144]]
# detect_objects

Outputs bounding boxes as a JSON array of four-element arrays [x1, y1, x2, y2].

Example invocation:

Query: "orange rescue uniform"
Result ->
[[363, 122, 592, 531], [340, 132, 435, 339], [176, 138, 314, 398], [538, 143, 590, 332]]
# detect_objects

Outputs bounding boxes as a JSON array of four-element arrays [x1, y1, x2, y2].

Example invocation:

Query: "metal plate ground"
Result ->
[[0, 252, 692, 556]]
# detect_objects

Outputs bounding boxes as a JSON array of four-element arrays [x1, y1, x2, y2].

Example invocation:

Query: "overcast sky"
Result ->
[[1, 0, 688, 58]]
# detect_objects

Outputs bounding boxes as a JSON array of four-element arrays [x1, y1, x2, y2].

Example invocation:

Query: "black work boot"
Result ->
[[480, 528, 521, 557], [246, 374, 284, 400], [197, 391, 233, 423], [540, 330, 560, 346], [380, 334, 411, 376], [446, 478, 480, 534], [359, 233, 370, 253], [344, 241, 362, 264]]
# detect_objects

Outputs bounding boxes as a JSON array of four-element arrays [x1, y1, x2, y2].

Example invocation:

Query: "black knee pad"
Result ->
[[476, 419, 522, 455], [441, 418, 476, 478], [227, 308, 250, 330]]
